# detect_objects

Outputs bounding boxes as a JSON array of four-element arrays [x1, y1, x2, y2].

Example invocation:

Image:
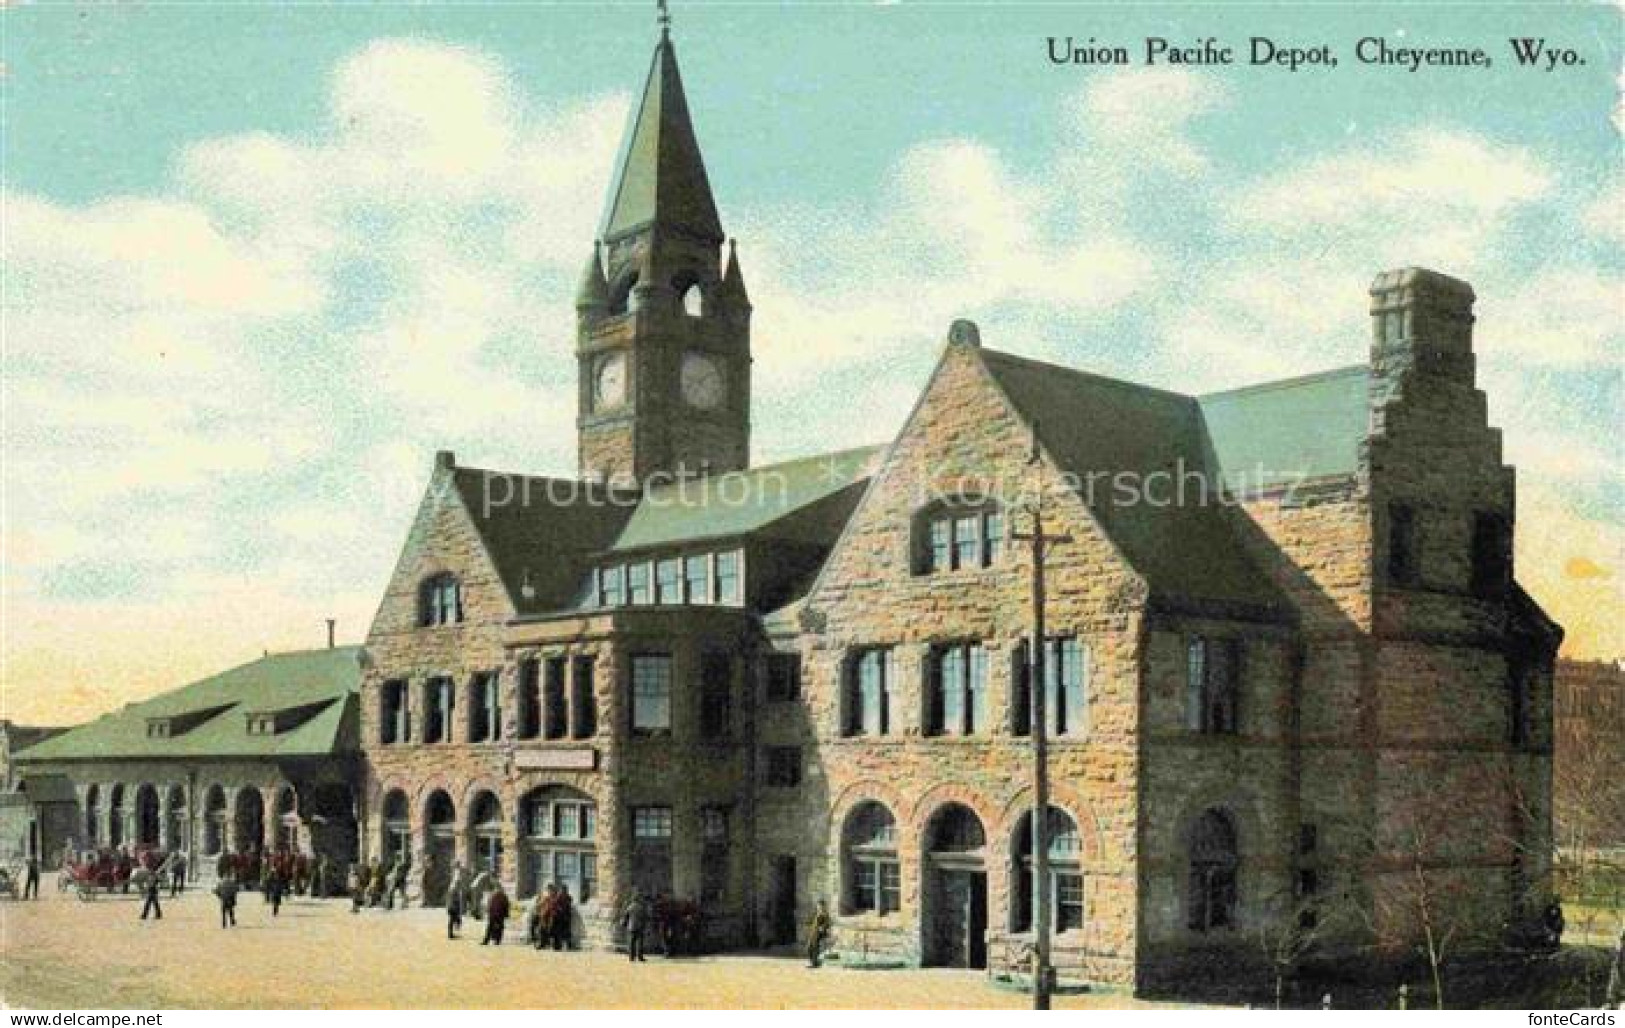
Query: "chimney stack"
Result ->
[[326, 619, 336, 650]]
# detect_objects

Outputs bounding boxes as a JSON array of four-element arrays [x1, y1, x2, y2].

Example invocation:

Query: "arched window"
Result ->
[[420, 573, 463, 627], [842, 802, 899, 915], [84, 784, 101, 846], [381, 789, 411, 864], [912, 500, 1004, 575], [1013, 806, 1083, 932], [1188, 808, 1238, 931], [468, 791, 503, 876], [519, 786, 597, 901], [108, 784, 126, 848], [202, 785, 227, 856]]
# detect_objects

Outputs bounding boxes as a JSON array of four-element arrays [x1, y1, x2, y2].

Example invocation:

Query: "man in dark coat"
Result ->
[[214, 874, 239, 928], [266, 865, 285, 916], [139, 869, 163, 921], [23, 854, 39, 900], [447, 879, 465, 940], [806, 900, 831, 968], [551, 885, 574, 951], [621, 889, 650, 962], [482, 884, 510, 946], [169, 850, 187, 896]]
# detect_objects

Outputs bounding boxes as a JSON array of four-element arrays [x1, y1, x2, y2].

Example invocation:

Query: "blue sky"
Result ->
[[4, 2, 1621, 720]]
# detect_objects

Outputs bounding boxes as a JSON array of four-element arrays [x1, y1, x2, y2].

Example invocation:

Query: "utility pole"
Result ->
[[1012, 422, 1070, 1010]]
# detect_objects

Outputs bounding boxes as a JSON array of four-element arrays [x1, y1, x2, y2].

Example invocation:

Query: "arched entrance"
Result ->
[[84, 785, 101, 848], [202, 786, 227, 856], [468, 791, 503, 878], [108, 785, 126, 848], [922, 803, 988, 968], [164, 785, 187, 851], [421, 790, 455, 907], [274, 785, 299, 852], [134, 784, 161, 847], [306, 782, 358, 864], [233, 788, 265, 853]]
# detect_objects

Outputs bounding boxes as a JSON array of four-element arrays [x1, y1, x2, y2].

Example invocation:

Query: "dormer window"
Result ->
[[146, 719, 171, 739], [420, 573, 464, 627], [915, 503, 1004, 574], [246, 714, 276, 736]]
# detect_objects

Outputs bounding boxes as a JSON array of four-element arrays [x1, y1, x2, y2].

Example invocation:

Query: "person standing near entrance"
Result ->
[[138, 869, 164, 921], [169, 850, 187, 896], [482, 884, 510, 946], [551, 885, 574, 951], [621, 889, 650, 962], [446, 878, 465, 940], [266, 863, 285, 916], [214, 874, 239, 928], [805, 900, 831, 968], [23, 854, 39, 900]]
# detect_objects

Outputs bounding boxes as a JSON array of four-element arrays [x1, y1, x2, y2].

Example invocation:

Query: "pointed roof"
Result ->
[[602, 34, 724, 244]]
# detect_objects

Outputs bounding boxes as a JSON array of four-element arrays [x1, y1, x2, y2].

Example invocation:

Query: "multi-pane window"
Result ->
[[1188, 809, 1239, 932], [1388, 503, 1418, 586], [571, 656, 598, 738], [685, 555, 711, 606], [844, 802, 900, 915], [1471, 512, 1511, 598], [631, 655, 673, 732], [631, 806, 674, 897], [522, 789, 596, 902], [919, 508, 1005, 573], [1013, 638, 1088, 737], [845, 648, 894, 736], [425, 677, 454, 744], [380, 680, 411, 744], [929, 643, 989, 735], [656, 559, 682, 604], [469, 671, 501, 743], [633, 806, 673, 839], [715, 550, 742, 605], [1016, 807, 1084, 932], [517, 660, 541, 740], [765, 746, 801, 787], [598, 565, 625, 607], [544, 657, 569, 739], [1186, 637, 1240, 735], [765, 653, 801, 701], [420, 574, 463, 626], [700, 652, 732, 739], [627, 562, 652, 605]]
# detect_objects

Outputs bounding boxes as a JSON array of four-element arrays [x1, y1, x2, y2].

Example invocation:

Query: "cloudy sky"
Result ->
[[4, 3, 1621, 724]]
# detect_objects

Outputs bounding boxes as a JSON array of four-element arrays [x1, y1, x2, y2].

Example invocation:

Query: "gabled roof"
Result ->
[[1197, 366, 1370, 491], [608, 446, 884, 553], [14, 647, 362, 763], [601, 36, 723, 244], [450, 468, 636, 616], [980, 349, 1286, 613]]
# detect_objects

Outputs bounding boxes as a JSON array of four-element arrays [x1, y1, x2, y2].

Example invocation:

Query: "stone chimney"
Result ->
[[1369, 268, 1477, 406]]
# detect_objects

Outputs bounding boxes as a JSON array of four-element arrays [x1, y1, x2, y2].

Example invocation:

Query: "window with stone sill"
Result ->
[[419, 573, 464, 627], [1185, 636, 1240, 736], [913, 503, 1005, 575], [842, 801, 900, 915], [1012, 638, 1088, 738], [843, 648, 896, 737], [927, 642, 990, 736]]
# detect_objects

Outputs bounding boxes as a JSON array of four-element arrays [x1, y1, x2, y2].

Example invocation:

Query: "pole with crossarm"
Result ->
[[1012, 421, 1071, 1010]]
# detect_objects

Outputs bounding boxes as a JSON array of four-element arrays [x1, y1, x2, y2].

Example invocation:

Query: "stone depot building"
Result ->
[[18, 18, 1563, 994]]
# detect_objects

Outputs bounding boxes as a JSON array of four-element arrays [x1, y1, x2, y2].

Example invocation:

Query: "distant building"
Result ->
[[0, 720, 68, 860], [1554, 659, 1625, 852], [11, 647, 362, 874]]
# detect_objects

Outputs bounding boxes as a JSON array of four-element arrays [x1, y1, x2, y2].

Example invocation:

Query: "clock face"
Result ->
[[594, 353, 627, 409], [681, 352, 725, 410]]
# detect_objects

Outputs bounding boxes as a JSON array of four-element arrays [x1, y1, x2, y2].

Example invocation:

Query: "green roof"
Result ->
[[14, 647, 362, 763], [1197, 366, 1370, 490], [981, 349, 1284, 613], [601, 36, 723, 243], [610, 445, 884, 553]]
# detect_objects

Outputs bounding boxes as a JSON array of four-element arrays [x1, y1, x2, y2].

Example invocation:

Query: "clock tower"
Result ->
[[576, 13, 752, 487]]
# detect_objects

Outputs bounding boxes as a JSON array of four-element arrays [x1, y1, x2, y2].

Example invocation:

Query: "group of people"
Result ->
[[348, 854, 412, 912]]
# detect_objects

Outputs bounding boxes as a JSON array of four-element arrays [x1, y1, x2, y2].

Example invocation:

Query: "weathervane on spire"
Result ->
[[657, 0, 671, 39]]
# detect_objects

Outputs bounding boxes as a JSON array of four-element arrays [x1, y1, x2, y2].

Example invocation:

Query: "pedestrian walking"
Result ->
[[482, 884, 510, 946], [551, 885, 574, 951], [528, 888, 549, 948], [349, 863, 365, 914], [23, 854, 39, 900], [621, 889, 649, 963], [170, 850, 187, 896], [267, 867, 285, 916], [806, 900, 831, 968], [139, 870, 164, 921], [214, 875, 239, 928], [447, 879, 465, 939], [389, 854, 410, 910]]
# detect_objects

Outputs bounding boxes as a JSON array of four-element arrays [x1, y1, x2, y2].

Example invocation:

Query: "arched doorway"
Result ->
[[421, 790, 455, 907], [163, 784, 187, 851], [84, 785, 101, 848], [274, 785, 299, 852], [202, 786, 227, 856], [922, 803, 988, 968], [108, 784, 126, 848], [134, 784, 161, 847], [381, 790, 411, 866], [305, 781, 358, 864], [518, 786, 596, 900], [467, 791, 503, 878], [233, 788, 265, 853]]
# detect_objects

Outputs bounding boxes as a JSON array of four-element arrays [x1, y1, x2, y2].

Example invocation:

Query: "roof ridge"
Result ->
[[1197, 364, 1368, 402], [980, 347, 1196, 406]]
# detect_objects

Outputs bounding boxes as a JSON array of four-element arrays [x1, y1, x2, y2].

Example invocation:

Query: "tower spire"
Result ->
[[657, 0, 670, 40]]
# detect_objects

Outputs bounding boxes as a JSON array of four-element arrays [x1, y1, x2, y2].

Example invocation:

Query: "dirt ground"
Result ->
[[0, 888, 1178, 1010]]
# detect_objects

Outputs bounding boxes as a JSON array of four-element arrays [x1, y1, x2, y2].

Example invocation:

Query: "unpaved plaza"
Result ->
[[0, 890, 1176, 1009]]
